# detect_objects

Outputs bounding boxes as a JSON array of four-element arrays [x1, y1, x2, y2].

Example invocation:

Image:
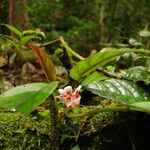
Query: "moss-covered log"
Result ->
[[0, 110, 150, 150], [0, 111, 51, 150], [0, 109, 114, 149]]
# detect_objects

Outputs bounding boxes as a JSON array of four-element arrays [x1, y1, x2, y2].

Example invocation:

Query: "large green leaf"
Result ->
[[0, 82, 58, 115], [86, 79, 150, 104], [70, 49, 150, 80], [124, 66, 150, 84], [81, 72, 109, 86]]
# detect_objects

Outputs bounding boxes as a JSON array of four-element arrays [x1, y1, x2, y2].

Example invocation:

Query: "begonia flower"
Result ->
[[57, 85, 81, 109]]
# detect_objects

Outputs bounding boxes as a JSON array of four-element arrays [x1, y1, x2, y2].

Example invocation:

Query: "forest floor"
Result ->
[[1, 62, 47, 92]]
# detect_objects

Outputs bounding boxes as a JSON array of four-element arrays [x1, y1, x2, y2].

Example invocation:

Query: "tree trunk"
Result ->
[[8, 0, 29, 30]]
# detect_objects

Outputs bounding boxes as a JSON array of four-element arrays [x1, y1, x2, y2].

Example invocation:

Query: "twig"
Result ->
[[97, 67, 123, 79], [75, 116, 88, 141]]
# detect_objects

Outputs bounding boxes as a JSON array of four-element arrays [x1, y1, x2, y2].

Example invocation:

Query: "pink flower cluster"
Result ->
[[57, 85, 81, 109]]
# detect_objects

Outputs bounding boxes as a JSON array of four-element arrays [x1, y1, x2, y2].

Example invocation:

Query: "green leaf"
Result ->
[[0, 82, 58, 115], [1, 24, 22, 37], [81, 72, 109, 86], [0, 34, 19, 47], [138, 30, 150, 37], [20, 35, 40, 45], [124, 66, 150, 84], [130, 102, 150, 113], [70, 49, 150, 80], [86, 79, 150, 104], [71, 145, 80, 150], [22, 29, 46, 38], [129, 38, 142, 47], [22, 30, 38, 35]]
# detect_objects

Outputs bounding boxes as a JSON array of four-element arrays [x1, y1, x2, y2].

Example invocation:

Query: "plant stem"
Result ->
[[40, 38, 60, 46], [39, 36, 85, 61], [49, 94, 60, 150], [59, 36, 85, 60], [66, 105, 144, 118]]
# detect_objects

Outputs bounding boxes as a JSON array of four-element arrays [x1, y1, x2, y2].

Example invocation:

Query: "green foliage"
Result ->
[[1, 0, 150, 148], [129, 38, 143, 47], [86, 79, 150, 104], [116, 52, 150, 68], [28, 0, 100, 51], [1, 24, 45, 45], [124, 66, 150, 84], [130, 102, 150, 113], [26, 0, 150, 51], [0, 82, 58, 115], [81, 72, 109, 86], [86, 79, 150, 113], [138, 30, 150, 37], [0, 39, 150, 148], [2, 24, 22, 37], [70, 48, 149, 80], [0, 24, 46, 65]]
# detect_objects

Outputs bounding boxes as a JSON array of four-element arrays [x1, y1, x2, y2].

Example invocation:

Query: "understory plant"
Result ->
[[0, 24, 45, 65], [0, 36, 150, 149]]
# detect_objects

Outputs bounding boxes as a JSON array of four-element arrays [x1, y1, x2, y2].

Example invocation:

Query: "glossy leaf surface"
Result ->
[[86, 79, 150, 104]]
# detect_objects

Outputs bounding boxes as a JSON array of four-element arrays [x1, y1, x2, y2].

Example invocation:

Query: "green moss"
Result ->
[[0, 111, 51, 150], [0, 109, 115, 149]]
